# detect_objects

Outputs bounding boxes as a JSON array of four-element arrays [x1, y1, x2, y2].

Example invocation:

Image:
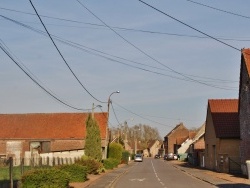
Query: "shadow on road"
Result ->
[[217, 183, 250, 188]]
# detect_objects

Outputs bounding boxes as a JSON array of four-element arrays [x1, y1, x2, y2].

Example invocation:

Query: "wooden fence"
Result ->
[[0, 150, 84, 188]]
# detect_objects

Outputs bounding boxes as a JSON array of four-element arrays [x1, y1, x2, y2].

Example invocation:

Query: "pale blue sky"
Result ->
[[1, 0, 249, 138]]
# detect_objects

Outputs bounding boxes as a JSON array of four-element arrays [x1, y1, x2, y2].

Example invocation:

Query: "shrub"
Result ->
[[108, 143, 123, 162], [85, 115, 102, 161], [103, 158, 120, 170], [58, 164, 88, 182], [21, 168, 70, 188], [75, 156, 102, 174], [121, 151, 130, 164]]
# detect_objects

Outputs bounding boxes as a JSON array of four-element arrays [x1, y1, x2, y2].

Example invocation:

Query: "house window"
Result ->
[[30, 141, 51, 153], [41, 142, 51, 153]]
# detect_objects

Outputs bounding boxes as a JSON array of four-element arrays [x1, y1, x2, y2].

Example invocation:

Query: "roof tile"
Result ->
[[208, 99, 239, 138], [0, 113, 108, 139], [242, 48, 250, 75]]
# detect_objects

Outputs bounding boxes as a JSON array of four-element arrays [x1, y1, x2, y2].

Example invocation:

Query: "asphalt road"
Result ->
[[111, 158, 216, 188]]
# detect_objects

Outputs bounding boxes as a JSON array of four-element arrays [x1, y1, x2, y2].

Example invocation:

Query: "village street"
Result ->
[[85, 158, 250, 188], [112, 158, 214, 188]]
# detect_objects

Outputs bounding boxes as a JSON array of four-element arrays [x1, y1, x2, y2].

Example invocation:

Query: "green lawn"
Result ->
[[0, 166, 32, 181]]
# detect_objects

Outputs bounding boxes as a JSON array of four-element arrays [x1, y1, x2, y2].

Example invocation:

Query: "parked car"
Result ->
[[134, 154, 143, 162], [163, 154, 168, 160], [154, 154, 160, 159], [164, 153, 178, 160]]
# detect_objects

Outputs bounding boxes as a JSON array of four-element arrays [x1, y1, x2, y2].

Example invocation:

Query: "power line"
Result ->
[[110, 102, 121, 125], [28, 0, 106, 104], [75, 0, 238, 90], [2, 6, 250, 42], [1, 14, 237, 90], [0, 39, 89, 111], [185, 0, 250, 19], [113, 101, 175, 128], [138, 0, 241, 52]]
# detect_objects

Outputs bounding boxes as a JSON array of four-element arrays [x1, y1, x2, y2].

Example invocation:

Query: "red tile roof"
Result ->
[[0, 113, 107, 139], [165, 123, 187, 137], [208, 99, 239, 138], [176, 137, 188, 145], [242, 48, 250, 74]]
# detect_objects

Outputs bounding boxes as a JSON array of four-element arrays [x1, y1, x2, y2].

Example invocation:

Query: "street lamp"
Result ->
[[107, 91, 120, 117], [105, 91, 120, 159]]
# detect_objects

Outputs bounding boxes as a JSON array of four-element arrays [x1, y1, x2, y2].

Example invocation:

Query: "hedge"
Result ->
[[21, 168, 70, 188], [58, 164, 88, 182], [103, 158, 120, 170]]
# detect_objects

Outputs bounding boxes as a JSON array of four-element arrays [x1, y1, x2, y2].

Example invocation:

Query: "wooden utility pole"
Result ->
[[9, 157, 13, 188]]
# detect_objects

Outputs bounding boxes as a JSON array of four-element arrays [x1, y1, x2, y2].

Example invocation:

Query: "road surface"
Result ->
[[112, 158, 216, 188]]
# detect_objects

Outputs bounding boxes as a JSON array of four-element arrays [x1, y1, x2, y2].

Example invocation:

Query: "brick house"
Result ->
[[143, 140, 162, 157], [0, 112, 107, 160], [163, 123, 190, 154], [188, 123, 205, 166], [204, 99, 240, 173], [239, 49, 250, 175]]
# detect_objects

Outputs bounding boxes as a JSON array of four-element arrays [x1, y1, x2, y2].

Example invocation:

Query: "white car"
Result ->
[[134, 154, 143, 162]]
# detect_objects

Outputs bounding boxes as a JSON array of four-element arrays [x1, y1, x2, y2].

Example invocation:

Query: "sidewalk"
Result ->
[[70, 163, 135, 188], [169, 160, 250, 186]]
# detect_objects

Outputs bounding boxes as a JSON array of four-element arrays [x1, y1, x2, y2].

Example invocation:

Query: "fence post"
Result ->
[[53, 157, 55, 166], [9, 157, 13, 188], [39, 157, 42, 167], [21, 158, 24, 175]]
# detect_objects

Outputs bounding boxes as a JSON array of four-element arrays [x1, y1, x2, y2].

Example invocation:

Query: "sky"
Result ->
[[1, 0, 249, 138]]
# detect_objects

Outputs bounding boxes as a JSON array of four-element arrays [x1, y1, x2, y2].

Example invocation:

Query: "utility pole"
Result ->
[[105, 91, 120, 159]]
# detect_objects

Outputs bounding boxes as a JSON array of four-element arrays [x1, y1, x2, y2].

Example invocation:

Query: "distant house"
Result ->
[[163, 123, 190, 155], [204, 99, 240, 173], [187, 123, 205, 167], [0, 112, 107, 161], [177, 130, 196, 155], [239, 49, 250, 175], [143, 140, 162, 157]]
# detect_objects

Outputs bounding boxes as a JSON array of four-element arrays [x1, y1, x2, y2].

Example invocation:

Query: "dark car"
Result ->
[[163, 154, 168, 160], [154, 154, 160, 159]]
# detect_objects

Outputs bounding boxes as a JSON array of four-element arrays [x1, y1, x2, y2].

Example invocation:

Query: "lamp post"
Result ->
[[105, 91, 120, 159]]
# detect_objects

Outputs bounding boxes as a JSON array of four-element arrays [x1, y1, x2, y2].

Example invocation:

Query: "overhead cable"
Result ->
[[2, 6, 250, 42], [113, 101, 175, 128], [0, 40, 89, 111], [138, 0, 240, 52], [28, 0, 106, 104], [75, 0, 238, 90], [110, 102, 121, 125], [186, 0, 250, 19], [1, 14, 237, 90]]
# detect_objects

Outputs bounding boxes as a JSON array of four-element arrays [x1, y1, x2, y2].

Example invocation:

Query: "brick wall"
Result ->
[[239, 57, 250, 175], [0, 140, 6, 155], [194, 136, 205, 150], [205, 109, 217, 171], [164, 123, 189, 154], [51, 139, 84, 151]]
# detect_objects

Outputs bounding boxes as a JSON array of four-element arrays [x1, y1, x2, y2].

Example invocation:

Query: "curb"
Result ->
[[108, 162, 136, 188]]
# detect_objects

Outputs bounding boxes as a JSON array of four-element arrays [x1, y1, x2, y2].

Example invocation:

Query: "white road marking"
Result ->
[[151, 160, 167, 188], [129, 178, 146, 182]]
